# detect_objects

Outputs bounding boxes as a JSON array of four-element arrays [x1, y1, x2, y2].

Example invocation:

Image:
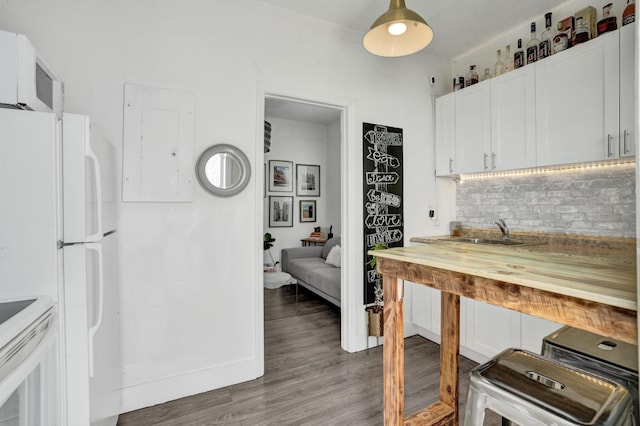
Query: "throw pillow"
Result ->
[[325, 245, 341, 268]]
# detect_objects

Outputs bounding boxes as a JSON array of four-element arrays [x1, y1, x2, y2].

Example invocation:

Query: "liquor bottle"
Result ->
[[553, 22, 570, 53], [597, 3, 617, 35], [574, 16, 590, 44], [526, 22, 539, 64], [514, 39, 525, 69], [465, 65, 479, 86], [453, 76, 464, 91], [623, 0, 635, 25], [503, 45, 513, 73], [481, 68, 492, 81], [539, 13, 555, 59], [494, 50, 504, 76]]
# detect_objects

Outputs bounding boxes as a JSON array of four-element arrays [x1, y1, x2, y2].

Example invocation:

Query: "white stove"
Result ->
[[0, 296, 57, 425]]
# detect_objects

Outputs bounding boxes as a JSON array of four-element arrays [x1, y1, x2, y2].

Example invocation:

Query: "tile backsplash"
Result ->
[[456, 165, 636, 238]]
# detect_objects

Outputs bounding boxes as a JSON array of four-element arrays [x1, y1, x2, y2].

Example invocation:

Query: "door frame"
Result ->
[[255, 82, 360, 376]]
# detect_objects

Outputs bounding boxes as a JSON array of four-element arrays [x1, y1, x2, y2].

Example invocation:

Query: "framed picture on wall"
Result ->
[[296, 164, 320, 196], [269, 196, 293, 227], [299, 200, 316, 223], [269, 160, 293, 192]]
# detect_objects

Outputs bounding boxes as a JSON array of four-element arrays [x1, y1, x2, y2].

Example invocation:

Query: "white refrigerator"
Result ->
[[0, 108, 122, 425]]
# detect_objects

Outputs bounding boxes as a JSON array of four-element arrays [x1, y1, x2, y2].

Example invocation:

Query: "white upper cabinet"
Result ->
[[435, 25, 635, 175], [535, 30, 620, 165], [490, 65, 536, 170], [435, 93, 456, 175], [455, 80, 491, 173], [619, 22, 635, 157]]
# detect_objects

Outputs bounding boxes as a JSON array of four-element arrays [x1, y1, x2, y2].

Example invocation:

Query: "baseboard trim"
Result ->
[[120, 357, 259, 414]]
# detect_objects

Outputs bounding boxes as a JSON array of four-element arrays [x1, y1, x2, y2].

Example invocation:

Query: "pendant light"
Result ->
[[363, 0, 434, 57]]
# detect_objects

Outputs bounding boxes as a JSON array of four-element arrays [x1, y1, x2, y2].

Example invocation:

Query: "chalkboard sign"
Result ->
[[362, 123, 404, 305]]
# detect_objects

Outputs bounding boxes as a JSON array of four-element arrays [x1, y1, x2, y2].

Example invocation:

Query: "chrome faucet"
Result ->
[[494, 218, 510, 240]]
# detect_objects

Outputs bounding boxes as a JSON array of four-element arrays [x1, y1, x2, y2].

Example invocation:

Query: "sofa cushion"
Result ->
[[325, 245, 341, 267], [287, 257, 334, 283], [321, 237, 341, 259], [307, 267, 341, 300]]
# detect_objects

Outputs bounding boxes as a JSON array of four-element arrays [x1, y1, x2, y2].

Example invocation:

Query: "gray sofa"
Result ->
[[281, 237, 341, 307]]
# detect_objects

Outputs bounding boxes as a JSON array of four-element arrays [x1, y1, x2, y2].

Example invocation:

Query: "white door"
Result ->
[[88, 233, 121, 426], [455, 81, 491, 173], [0, 109, 59, 301], [435, 93, 456, 176], [490, 65, 536, 170], [62, 113, 117, 243], [535, 30, 619, 165], [619, 22, 636, 157], [63, 233, 121, 426], [464, 299, 520, 361]]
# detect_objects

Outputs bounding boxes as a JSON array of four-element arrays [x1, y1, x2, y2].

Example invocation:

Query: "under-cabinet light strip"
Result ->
[[459, 159, 635, 182]]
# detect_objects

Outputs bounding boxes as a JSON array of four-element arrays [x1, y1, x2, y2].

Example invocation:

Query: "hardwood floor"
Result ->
[[117, 285, 500, 425]]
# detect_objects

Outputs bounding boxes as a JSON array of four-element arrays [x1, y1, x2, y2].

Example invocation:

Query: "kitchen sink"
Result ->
[[448, 238, 525, 246]]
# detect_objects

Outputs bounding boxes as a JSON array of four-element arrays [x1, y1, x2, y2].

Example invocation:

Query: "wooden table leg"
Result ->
[[383, 274, 404, 426], [440, 292, 460, 425]]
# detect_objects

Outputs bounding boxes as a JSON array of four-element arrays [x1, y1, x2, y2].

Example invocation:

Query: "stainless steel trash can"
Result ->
[[542, 326, 638, 425]]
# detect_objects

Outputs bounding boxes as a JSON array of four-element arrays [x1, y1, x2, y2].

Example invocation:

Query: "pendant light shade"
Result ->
[[363, 0, 433, 57]]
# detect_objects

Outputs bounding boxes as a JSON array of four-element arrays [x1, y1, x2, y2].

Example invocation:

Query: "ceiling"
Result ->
[[256, 0, 567, 59]]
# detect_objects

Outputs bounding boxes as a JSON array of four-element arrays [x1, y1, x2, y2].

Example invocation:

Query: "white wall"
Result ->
[[0, 0, 449, 413], [263, 116, 339, 263]]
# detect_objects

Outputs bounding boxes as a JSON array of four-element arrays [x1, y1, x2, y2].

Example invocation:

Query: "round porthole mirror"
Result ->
[[196, 144, 251, 197]]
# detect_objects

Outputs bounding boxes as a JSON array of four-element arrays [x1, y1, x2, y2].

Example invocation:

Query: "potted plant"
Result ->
[[366, 242, 387, 337]]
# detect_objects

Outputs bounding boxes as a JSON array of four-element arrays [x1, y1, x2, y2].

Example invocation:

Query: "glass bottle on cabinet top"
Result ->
[[526, 22, 539, 64], [514, 39, 525, 69], [466, 65, 479, 86], [539, 12, 555, 59], [503, 45, 513, 73], [553, 22, 569, 53], [574, 16, 590, 44], [597, 3, 617, 35], [494, 49, 504, 76], [482, 67, 492, 81], [623, 0, 635, 25]]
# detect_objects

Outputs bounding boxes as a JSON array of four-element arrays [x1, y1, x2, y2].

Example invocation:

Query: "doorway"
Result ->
[[256, 84, 357, 377]]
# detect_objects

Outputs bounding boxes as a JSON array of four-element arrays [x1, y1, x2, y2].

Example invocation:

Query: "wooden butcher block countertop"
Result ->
[[377, 234, 637, 311]]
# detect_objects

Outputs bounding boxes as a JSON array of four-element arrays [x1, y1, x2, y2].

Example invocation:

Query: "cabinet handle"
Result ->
[[483, 153, 488, 170], [449, 158, 453, 173], [491, 152, 496, 170], [607, 134, 613, 157], [623, 130, 630, 155]]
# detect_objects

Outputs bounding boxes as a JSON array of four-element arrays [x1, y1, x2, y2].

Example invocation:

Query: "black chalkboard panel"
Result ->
[[362, 123, 404, 305]]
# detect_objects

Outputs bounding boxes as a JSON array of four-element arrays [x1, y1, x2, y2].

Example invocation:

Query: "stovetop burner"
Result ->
[[0, 299, 36, 326]]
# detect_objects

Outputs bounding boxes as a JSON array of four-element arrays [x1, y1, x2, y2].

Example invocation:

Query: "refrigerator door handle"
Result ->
[[86, 243, 104, 378], [85, 139, 103, 242]]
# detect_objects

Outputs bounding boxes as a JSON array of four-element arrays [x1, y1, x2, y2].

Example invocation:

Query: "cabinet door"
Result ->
[[520, 314, 563, 354], [455, 81, 491, 173], [464, 299, 520, 359], [490, 66, 536, 170], [536, 31, 620, 165], [435, 93, 456, 176], [411, 283, 441, 336], [619, 23, 635, 157]]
